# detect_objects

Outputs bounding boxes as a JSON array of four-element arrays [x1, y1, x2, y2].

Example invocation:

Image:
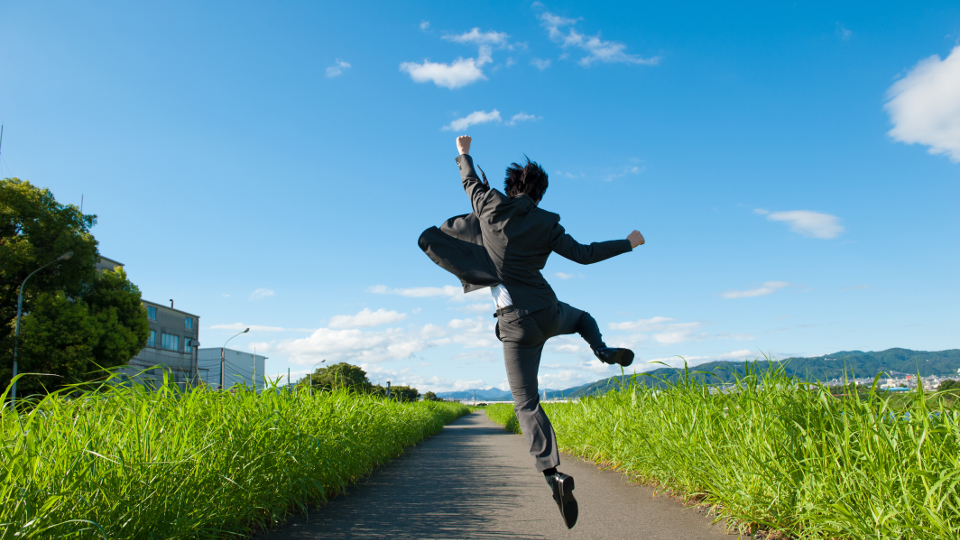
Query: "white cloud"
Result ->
[[420, 20, 430, 31], [326, 59, 351, 78], [885, 45, 960, 162], [554, 272, 574, 280], [329, 308, 407, 329], [275, 325, 442, 365], [721, 281, 791, 299], [608, 316, 753, 346], [507, 112, 541, 125], [400, 57, 488, 89], [448, 316, 498, 348], [250, 288, 274, 300], [401, 26, 512, 89], [609, 316, 674, 331], [764, 210, 844, 239], [368, 284, 470, 301], [539, 12, 659, 67], [531, 58, 552, 70], [461, 302, 494, 313], [442, 28, 510, 48], [442, 109, 502, 131], [753, 208, 769, 215]]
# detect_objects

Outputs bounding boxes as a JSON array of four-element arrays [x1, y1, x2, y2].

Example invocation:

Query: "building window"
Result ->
[[162, 333, 179, 351], [185, 317, 193, 329], [184, 338, 192, 354], [148, 306, 158, 320], [147, 330, 156, 347]]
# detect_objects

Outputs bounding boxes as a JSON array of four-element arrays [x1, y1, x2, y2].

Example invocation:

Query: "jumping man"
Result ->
[[418, 135, 645, 529]]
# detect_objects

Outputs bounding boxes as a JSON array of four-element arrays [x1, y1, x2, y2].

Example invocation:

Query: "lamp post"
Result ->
[[220, 328, 249, 390], [309, 359, 326, 397], [11, 251, 73, 407]]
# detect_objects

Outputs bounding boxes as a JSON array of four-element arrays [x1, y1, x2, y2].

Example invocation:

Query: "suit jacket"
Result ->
[[419, 154, 633, 317]]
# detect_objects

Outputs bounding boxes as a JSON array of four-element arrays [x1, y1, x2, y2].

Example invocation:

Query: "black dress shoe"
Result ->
[[545, 472, 578, 529], [595, 347, 635, 367]]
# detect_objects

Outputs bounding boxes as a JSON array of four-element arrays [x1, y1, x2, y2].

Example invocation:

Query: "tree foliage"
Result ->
[[1, 178, 148, 396], [298, 362, 421, 401], [422, 391, 442, 402]]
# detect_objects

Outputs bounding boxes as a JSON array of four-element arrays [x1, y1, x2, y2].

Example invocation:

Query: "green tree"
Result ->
[[391, 385, 420, 403], [422, 391, 442, 402], [937, 380, 960, 394], [304, 362, 372, 393], [1, 179, 148, 396]]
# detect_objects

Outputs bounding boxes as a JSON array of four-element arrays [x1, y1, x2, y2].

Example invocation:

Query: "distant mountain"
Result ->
[[568, 348, 960, 397], [436, 349, 960, 402], [436, 388, 513, 401], [436, 387, 563, 402]]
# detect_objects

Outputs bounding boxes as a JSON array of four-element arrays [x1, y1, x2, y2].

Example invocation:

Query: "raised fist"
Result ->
[[456, 135, 472, 155]]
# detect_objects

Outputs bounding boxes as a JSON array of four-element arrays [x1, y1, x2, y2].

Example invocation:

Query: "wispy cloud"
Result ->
[[419, 20, 430, 31], [250, 288, 274, 300], [608, 317, 753, 345], [443, 109, 502, 131], [442, 28, 510, 48], [539, 12, 659, 67], [835, 23, 852, 41], [507, 112, 541, 125], [721, 281, 791, 299], [531, 58, 551, 70], [761, 210, 844, 239], [885, 44, 960, 162], [326, 59, 351, 78], [554, 272, 574, 280], [368, 284, 480, 303], [329, 308, 407, 329]]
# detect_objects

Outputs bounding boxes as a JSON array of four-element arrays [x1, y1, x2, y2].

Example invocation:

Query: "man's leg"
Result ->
[[546, 302, 634, 367], [503, 340, 560, 472], [499, 313, 559, 472]]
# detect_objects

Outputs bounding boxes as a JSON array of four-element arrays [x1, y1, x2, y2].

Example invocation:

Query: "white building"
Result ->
[[197, 348, 267, 391]]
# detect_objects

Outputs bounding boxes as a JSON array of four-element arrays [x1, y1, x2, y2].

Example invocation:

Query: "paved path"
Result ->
[[256, 412, 739, 540]]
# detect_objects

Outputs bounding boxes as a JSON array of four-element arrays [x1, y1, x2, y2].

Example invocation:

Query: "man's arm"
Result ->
[[550, 224, 644, 264], [454, 135, 490, 214]]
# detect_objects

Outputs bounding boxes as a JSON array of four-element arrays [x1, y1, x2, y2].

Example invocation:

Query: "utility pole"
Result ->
[[287, 368, 291, 392], [386, 381, 391, 399]]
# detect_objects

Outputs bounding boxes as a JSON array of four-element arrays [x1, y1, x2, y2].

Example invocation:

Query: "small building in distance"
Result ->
[[99, 257, 200, 389], [198, 348, 267, 391]]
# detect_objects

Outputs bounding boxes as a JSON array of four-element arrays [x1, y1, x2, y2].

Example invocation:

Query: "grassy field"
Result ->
[[487, 366, 960, 539], [1, 377, 468, 539]]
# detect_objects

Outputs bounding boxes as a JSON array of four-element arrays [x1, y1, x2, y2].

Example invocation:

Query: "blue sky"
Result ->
[[2, 1, 958, 392]]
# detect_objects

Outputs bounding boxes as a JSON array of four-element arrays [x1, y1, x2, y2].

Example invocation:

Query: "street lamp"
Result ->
[[309, 359, 326, 397], [11, 251, 73, 407], [220, 328, 249, 390]]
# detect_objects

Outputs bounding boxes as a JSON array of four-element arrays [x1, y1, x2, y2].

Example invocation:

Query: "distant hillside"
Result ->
[[568, 348, 960, 397]]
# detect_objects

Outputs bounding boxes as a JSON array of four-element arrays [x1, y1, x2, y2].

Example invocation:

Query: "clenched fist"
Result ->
[[456, 135, 472, 156], [628, 230, 645, 248]]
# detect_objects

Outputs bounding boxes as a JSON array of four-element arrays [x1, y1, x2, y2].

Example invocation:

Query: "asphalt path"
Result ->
[[256, 411, 740, 540]]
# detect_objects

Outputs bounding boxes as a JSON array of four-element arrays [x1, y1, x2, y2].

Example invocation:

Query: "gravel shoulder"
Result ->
[[255, 411, 740, 540]]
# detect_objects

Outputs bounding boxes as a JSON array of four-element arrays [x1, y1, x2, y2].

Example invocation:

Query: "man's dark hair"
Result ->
[[504, 156, 549, 203]]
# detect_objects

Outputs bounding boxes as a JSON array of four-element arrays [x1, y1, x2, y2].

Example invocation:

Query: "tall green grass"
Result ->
[[1, 376, 468, 539], [488, 365, 960, 539]]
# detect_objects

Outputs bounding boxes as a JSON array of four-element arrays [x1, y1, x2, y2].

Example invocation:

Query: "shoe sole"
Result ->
[[555, 475, 578, 529]]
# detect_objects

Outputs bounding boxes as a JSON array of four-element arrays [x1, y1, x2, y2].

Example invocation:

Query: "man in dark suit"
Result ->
[[419, 135, 645, 529]]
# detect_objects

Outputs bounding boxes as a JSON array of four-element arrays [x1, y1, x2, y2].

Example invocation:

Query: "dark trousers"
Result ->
[[495, 302, 605, 472]]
